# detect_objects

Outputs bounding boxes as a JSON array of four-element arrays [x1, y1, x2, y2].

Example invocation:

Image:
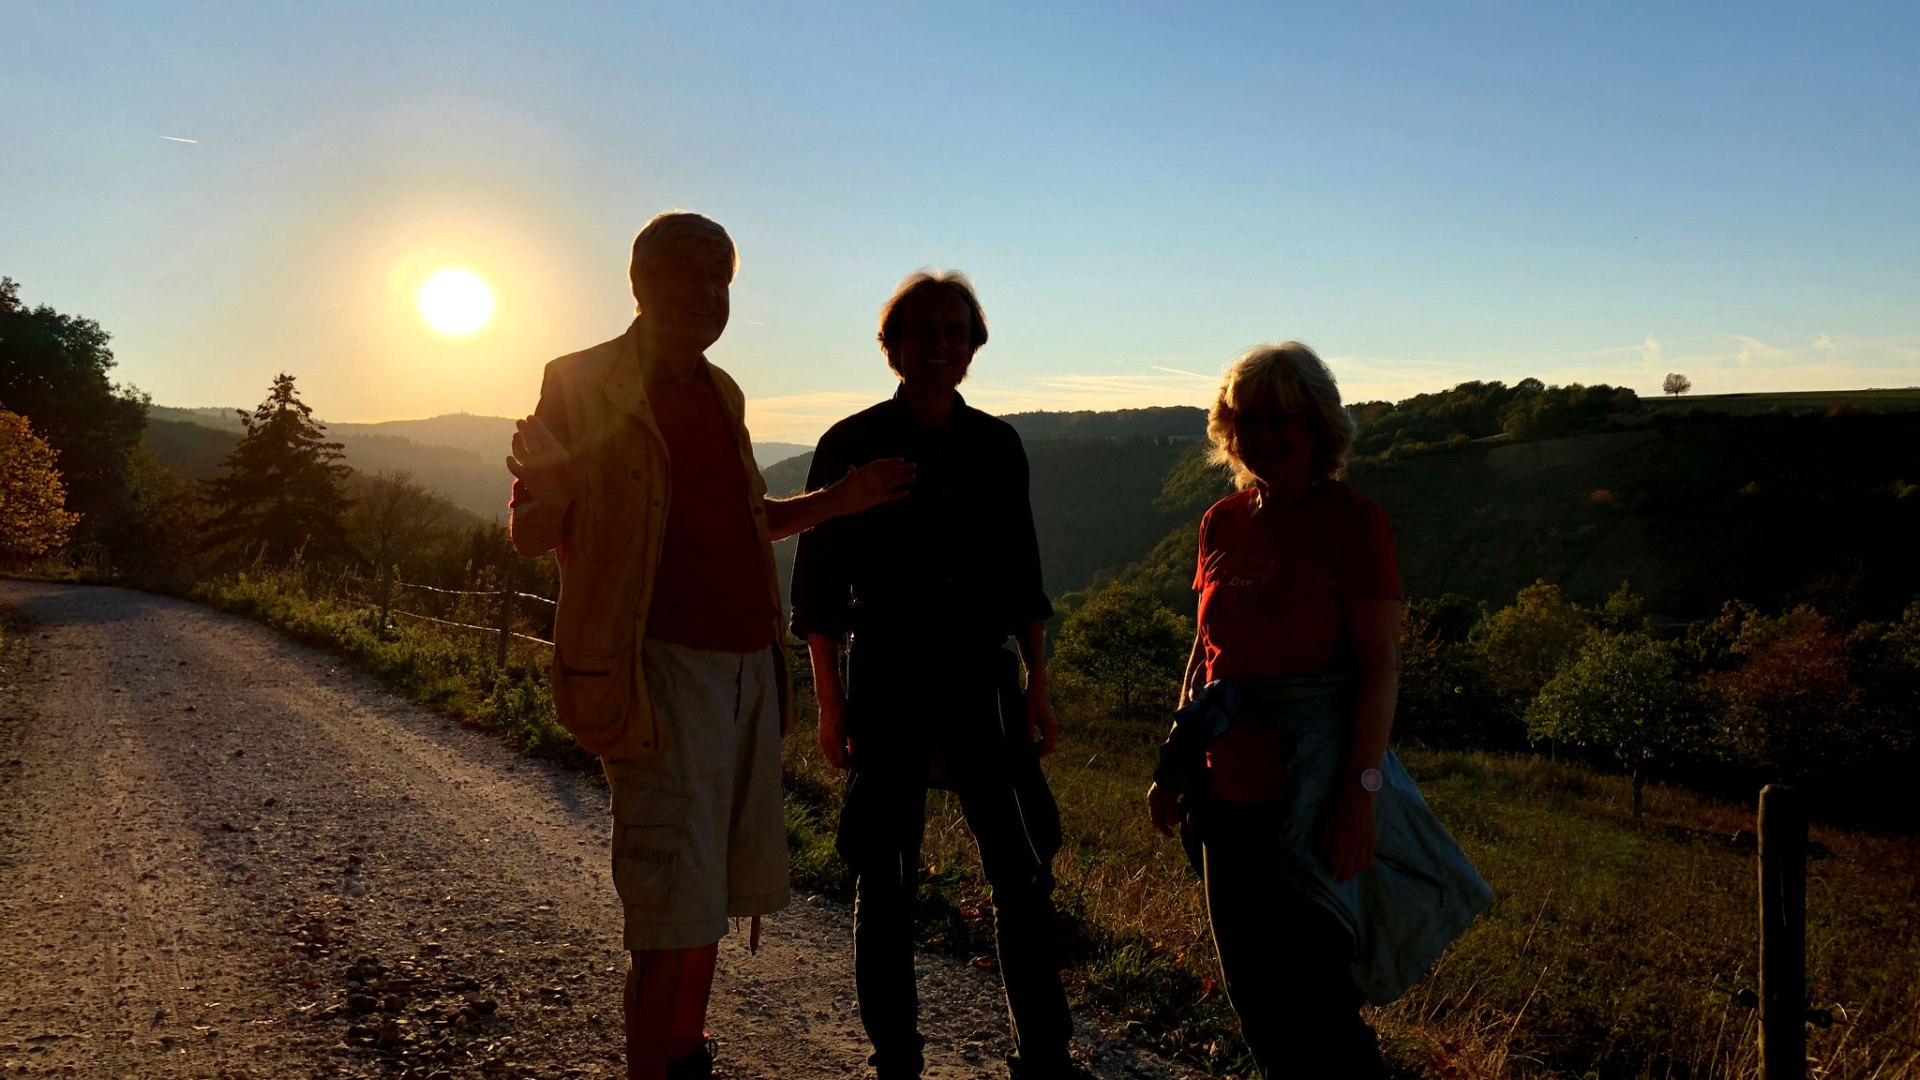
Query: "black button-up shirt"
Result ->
[[789, 390, 1053, 654]]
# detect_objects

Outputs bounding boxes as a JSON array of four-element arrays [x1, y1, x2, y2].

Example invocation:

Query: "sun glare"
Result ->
[[417, 268, 496, 335]]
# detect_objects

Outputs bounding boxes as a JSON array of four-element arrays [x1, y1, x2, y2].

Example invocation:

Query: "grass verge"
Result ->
[[176, 572, 1920, 1079]]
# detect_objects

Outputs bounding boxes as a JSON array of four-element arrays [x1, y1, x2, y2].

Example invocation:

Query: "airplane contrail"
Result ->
[[157, 135, 199, 144], [1150, 365, 1220, 380]]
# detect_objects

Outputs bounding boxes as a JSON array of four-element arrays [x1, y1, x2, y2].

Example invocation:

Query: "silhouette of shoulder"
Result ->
[[1199, 483, 1392, 540], [542, 330, 627, 388], [959, 403, 1027, 455], [817, 400, 899, 449], [1319, 481, 1393, 535]]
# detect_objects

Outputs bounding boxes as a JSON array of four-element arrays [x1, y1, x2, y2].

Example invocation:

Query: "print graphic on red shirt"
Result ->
[[1194, 482, 1401, 684]]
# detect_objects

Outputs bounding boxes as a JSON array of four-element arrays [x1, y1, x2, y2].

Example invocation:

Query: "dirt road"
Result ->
[[0, 582, 1192, 1079]]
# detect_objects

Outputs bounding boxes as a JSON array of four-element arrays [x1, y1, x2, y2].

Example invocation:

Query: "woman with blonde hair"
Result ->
[[1147, 342, 1490, 1077]]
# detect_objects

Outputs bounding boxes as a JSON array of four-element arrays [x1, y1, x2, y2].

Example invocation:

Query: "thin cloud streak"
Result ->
[[1573, 333, 1920, 397], [156, 135, 199, 143]]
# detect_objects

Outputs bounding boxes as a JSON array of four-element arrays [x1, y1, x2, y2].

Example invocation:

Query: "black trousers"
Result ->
[[1194, 797, 1387, 1080], [836, 647, 1072, 1079]]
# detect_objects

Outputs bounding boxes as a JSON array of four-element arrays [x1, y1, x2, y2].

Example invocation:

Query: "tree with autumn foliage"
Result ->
[[0, 407, 80, 564], [202, 373, 353, 565], [1705, 605, 1865, 783]]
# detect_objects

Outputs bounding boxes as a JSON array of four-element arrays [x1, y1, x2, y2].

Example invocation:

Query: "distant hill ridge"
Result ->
[[1001, 405, 1207, 442], [149, 390, 1920, 617]]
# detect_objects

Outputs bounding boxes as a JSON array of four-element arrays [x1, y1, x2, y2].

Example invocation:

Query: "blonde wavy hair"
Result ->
[[1206, 341, 1355, 489]]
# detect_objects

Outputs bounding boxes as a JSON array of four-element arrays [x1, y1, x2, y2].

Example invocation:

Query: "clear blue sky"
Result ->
[[4, 1, 1915, 441]]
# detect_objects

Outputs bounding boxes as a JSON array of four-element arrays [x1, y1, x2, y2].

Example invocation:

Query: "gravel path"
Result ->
[[0, 582, 1199, 1080]]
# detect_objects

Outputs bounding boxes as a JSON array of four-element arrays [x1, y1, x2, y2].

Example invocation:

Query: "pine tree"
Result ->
[[203, 373, 353, 564]]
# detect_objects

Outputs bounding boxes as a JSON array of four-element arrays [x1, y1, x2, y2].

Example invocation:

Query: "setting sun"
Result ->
[[417, 267, 495, 335]]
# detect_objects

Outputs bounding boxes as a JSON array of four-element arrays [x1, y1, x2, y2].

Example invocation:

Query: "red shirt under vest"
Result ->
[[646, 366, 778, 652]]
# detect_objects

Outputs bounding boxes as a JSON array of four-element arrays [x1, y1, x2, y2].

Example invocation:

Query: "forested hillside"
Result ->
[[758, 402, 1213, 602], [770, 392, 1920, 622], [148, 408, 810, 520], [142, 378, 1920, 620]]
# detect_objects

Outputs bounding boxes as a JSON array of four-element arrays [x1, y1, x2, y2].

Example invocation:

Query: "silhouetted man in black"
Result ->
[[790, 271, 1081, 1080]]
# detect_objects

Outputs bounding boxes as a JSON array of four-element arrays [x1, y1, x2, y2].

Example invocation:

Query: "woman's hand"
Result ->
[[1147, 782, 1188, 838], [1317, 785, 1377, 882]]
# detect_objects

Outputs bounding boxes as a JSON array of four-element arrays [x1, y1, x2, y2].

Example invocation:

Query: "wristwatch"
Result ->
[[1358, 767, 1384, 793]]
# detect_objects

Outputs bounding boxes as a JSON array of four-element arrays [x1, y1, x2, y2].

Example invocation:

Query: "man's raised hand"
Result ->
[[505, 415, 576, 506]]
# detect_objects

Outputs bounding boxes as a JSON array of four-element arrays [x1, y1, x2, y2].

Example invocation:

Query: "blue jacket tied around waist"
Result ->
[[1160, 676, 1494, 1004]]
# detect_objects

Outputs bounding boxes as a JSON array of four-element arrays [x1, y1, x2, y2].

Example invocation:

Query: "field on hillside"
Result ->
[[1345, 410, 1920, 618], [1644, 389, 1920, 417], [786, 693, 1920, 1079]]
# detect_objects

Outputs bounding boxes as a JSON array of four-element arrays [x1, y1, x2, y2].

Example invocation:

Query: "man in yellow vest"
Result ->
[[507, 211, 911, 1080]]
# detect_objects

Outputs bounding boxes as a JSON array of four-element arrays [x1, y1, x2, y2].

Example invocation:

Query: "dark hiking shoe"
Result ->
[[666, 1035, 717, 1080]]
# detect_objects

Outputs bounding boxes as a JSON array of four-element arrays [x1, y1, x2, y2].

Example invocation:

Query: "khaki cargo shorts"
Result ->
[[602, 639, 790, 951]]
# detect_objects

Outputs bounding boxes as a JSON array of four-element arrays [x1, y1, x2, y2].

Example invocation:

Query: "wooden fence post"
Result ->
[[1758, 784, 1807, 1080], [378, 565, 395, 639], [495, 563, 514, 669]]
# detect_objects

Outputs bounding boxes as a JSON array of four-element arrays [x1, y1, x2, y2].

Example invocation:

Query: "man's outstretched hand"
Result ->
[[505, 415, 576, 505], [828, 458, 915, 517]]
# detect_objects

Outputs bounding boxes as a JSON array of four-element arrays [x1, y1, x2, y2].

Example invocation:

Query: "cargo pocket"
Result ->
[[610, 781, 691, 914], [555, 652, 630, 752]]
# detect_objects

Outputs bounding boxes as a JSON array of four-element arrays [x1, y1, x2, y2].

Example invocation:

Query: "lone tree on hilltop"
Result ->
[[0, 407, 81, 565], [1663, 372, 1692, 398], [1056, 581, 1192, 721], [203, 373, 353, 565]]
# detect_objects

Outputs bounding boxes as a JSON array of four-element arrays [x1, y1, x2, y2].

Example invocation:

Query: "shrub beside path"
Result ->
[[0, 582, 1191, 1080]]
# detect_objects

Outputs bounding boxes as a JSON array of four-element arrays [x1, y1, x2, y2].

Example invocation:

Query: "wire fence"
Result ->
[[306, 565, 557, 663]]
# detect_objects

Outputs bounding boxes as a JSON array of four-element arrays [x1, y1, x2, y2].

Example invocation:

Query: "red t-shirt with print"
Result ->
[[1192, 482, 1400, 798]]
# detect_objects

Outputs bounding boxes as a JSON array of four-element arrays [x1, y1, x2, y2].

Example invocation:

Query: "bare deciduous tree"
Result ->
[[347, 469, 454, 574]]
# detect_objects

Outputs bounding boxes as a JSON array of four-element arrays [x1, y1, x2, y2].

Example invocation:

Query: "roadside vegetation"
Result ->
[[177, 563, 1920, 1080]]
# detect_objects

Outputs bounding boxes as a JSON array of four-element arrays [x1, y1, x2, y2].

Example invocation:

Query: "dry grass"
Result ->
[[788, 698, 1920, 1079]]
